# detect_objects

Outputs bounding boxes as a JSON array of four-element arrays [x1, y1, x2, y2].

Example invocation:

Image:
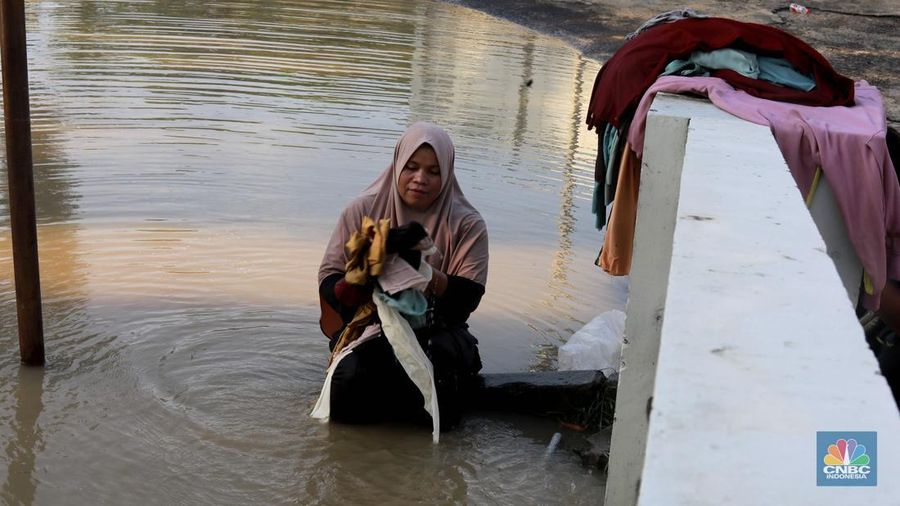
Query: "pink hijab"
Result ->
[[318, 122, 489, 286]]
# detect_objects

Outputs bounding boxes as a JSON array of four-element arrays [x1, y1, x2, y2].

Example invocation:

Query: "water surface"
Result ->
[[0, 0, 625, 503]]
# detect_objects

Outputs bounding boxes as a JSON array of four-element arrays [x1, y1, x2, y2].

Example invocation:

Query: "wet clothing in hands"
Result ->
[[320, 266, 485, 432]]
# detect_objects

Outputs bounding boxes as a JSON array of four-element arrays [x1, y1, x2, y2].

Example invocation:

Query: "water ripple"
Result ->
[[0, 0, 620, 502]]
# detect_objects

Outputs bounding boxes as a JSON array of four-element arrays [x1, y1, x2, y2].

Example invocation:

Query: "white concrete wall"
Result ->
[[604, 112, 688, 506], [605, 94, 900, 505]]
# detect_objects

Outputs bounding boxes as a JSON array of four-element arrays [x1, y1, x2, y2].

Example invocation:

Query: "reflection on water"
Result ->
[[0, 0, 624, 503], [2, 367, 43, 505]]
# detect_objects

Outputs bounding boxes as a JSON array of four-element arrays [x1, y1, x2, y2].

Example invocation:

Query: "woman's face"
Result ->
[[398, 144, 442, 211]]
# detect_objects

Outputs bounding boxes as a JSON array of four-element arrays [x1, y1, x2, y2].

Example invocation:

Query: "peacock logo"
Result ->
[[823, 438, 869, 466], [817, 431, 877, 486]]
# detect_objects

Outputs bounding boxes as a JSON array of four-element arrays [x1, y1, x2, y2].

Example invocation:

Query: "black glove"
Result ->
[[386, 222, 428, 270]]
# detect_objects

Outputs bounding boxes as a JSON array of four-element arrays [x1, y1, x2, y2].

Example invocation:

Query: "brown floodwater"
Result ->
[[0, 0, 627, 503]]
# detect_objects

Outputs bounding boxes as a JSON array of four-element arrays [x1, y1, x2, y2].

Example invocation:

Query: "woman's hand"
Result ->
[[387, 222, 427, 270]]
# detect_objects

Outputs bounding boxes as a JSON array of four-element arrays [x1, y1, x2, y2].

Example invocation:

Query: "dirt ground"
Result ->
[[448, 0, 900, 128]]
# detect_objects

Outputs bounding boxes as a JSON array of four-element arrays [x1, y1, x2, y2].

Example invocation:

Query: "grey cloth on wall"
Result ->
[[625, 9, 707, 41]]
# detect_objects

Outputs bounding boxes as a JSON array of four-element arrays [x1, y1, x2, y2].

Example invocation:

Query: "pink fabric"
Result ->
[[378, 255, 430, 294], [318, 122, 489, 286], [627, 77, 900, 309]]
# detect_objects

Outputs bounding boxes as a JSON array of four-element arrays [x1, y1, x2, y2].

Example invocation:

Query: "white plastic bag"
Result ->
[[558, 310, 626, 373]]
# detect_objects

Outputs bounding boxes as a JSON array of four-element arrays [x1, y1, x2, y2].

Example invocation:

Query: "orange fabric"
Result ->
[[597, 144, 641, 275], [319, 296, 344, 340]]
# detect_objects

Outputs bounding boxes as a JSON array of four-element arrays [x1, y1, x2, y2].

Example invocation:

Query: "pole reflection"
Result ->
[[2, 365, 44, 506]]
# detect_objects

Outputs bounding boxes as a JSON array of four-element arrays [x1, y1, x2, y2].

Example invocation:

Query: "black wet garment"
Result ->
[[329, 332, 428, 425], [321, 269, 485, 430], [386, 222, 428, 270], [329, 323, 482, 430]]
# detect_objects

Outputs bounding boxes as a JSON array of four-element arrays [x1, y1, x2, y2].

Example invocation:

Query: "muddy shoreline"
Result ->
[[447, 0, 900, 127]]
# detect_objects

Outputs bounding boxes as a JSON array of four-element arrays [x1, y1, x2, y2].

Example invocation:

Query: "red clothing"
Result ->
[[586, 17, 855, 130]]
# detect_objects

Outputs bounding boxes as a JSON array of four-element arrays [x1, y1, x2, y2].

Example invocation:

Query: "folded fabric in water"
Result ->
[[587, 17, 855, 131], [624, 77, 900, 310], [310, 328, 381, 422]]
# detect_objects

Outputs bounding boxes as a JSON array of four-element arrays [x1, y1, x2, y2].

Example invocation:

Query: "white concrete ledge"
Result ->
[[605, 94, 900, 505]]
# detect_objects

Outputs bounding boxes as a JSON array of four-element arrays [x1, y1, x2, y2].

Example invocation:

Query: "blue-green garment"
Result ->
[[375, 289, 428, 329], [758, 56, 816, 92], [662, 48, 815, 91]]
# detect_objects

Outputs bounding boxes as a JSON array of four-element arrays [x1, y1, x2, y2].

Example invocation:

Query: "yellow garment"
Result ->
[[344, 216, 390, 285], [327, 301, 377, 366], [864, 271, 874, 296], [804, 166, 823, 208], [328, 216, 390, 364]]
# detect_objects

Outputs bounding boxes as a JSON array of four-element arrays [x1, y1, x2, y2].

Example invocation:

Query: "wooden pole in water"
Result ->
[[1, 0, 45, 366]]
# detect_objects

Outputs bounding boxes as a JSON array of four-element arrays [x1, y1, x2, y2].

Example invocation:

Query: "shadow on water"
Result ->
[[1, 366, 44, 506]]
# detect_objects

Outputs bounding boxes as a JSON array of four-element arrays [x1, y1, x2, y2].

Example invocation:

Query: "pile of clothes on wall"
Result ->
[[587, 10, 900, 406]]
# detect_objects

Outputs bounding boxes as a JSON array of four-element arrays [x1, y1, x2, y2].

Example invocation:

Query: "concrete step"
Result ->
[[474, 370, 616, 429]]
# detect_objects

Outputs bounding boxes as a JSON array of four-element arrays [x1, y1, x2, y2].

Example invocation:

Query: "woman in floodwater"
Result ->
[[317, 122, 489, 431]]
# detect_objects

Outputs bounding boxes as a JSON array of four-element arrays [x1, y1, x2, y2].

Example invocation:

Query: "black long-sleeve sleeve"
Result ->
[[434, 275, 485, 325], [320, 271, 484, 334]]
